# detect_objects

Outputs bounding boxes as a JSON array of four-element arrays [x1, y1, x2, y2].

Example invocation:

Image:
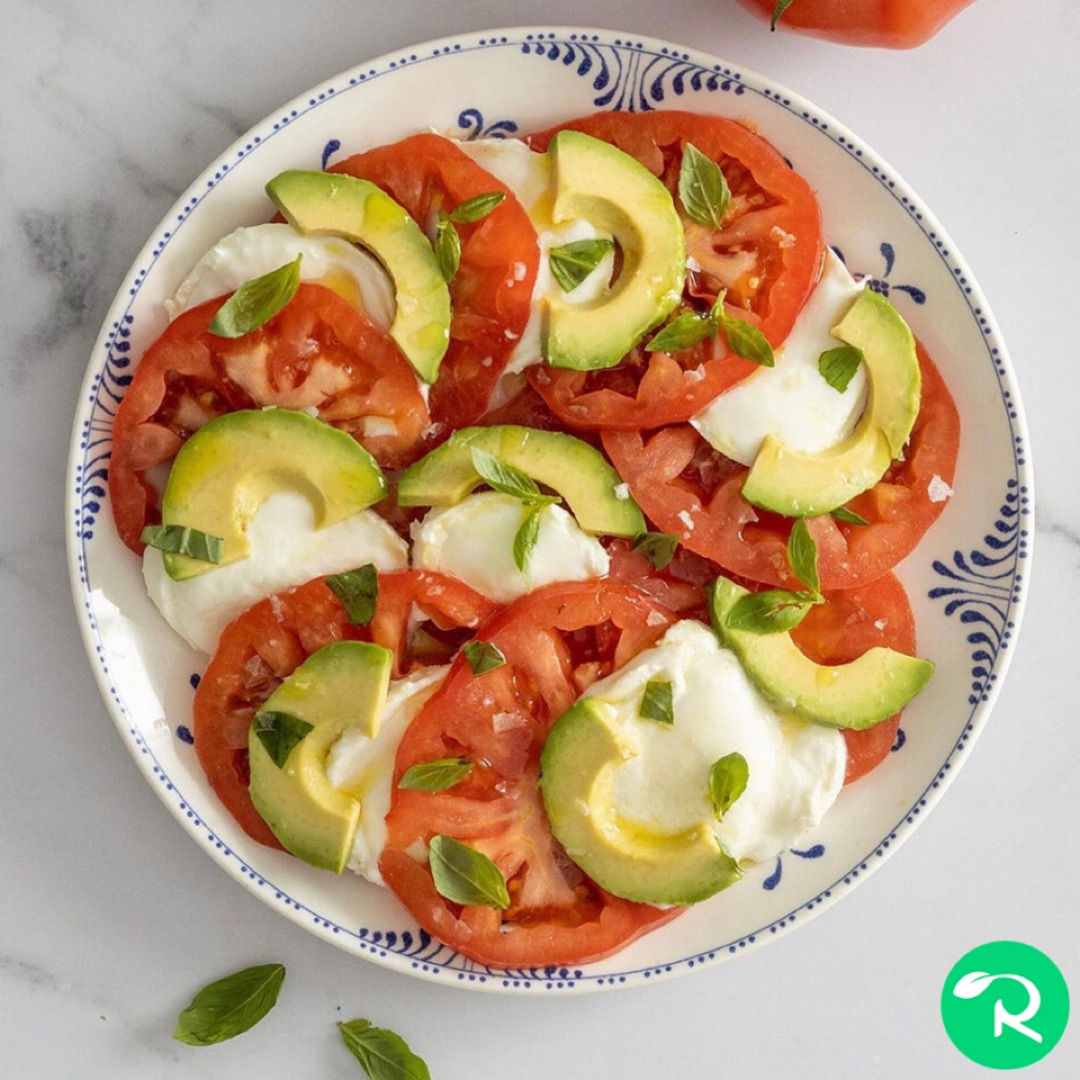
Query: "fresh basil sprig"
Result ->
[[325, 564, 379, 626], [140, 524, 224, 565], [818, 345, 864, 393], [428, 834, 510, 909], [771, 0, 798, 31], [549, 238, 615, 293], [398, 757, 474, 793], [462, 639, 506, 676], [173, 963, 285, 1046], [832, 506, 869, 526], [208, 255, 302, 338], [448, 191, 505, 224], [632, 531, 680, 570], [724, 589, 818, 634], [338, 1018, 431, 1080], [639, 679, 675, 725], [512, 503, 548, 585], [679, 142, 731, 228], [645, 310, 718, 354], [787, 517, 820, 596], [252, 711, 314, 768], [710, 752, 749, 821], [646, 291, 774, 366], [434, 213, 461, 283]]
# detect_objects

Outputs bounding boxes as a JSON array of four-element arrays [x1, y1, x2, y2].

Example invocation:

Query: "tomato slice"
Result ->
[[525, 110, 824, 430], [109, 284, 430, 553], [380, 578, 684, 968], [192, 571, 498, 847], [603, 342, 960, 590], [790, 572, 918, 784], [330, 134, 540, 432]]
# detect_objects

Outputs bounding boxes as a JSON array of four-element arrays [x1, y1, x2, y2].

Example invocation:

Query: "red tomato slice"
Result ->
[[603, 342, 960, 590], [380, 578, 684, 968], [790, 573, 918, 784], [330, 134, 540, 432], [192, 571, 498, 848], [525, 110, 824, 430], [109, 284, 430, 554]]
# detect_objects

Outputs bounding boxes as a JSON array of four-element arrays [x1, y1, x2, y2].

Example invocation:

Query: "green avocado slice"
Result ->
[[709, 575, 934, 729], [396, 424, 646, 537], [740, 288, 922, 517], [248, 640, 393, 874], [159, 408, 386, 580], [540, 699, 742, 905], [266, 169, 450, 383]]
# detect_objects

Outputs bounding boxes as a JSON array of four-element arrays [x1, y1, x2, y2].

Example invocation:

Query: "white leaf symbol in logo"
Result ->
[[953, 970, 1044, 1043]]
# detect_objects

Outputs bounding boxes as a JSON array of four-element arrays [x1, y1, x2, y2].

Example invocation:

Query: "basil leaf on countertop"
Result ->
[[398, 757, 474, 793], [631, 531, 680, 570], [710, 752, 749, 820], [208, 255, 302, 338], [818, 345, 864, 393], [338, 1018, 431, 1080], [462, 639, 507, 676], [251, 711, 314, 768], [678, 142, 730, 229], [173, 963, 285, 1046], [549, 238, 616, 293], [428, 834, 510, 909], [448, 191, 505, 224], [140, 524, 223, 565], [724, 589, 817, 635], [639, 679, 675, 725], [787, 517, 821, 597], [326, 564, 379, 627]]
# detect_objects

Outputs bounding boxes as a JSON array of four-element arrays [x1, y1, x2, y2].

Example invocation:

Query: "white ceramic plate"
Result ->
[[67, 27, 1032, 993]]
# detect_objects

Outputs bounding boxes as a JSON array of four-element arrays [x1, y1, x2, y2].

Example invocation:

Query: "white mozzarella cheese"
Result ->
[[164, 223, 396, 332], [584, 619, 846, 865], [410, 491, 609, 603], [144, 492, 408, 654], [325, 665, 449, 886], [691, 249, 869, 466]]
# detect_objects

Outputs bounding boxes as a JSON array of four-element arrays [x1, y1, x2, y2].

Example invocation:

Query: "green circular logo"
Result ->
[[941, 941, 1070, 1069]]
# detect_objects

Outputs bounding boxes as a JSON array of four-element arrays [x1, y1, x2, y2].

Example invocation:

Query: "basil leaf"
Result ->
[[631, 531, 680, 570], [140, 524, 223, 564], [462, 639, 506, 676], [398, 757, 474, 793], [771, 0, 798, 30], [513, 503, 546, 584], [832, 506, 870, 526], [549, 238, 616, 293], [678, 142, 730, 229], [325, 564, 379, 626], [639, 679, 675, 725], [645, 310, 718, 353], [448, 191, 505, 224], [710, 752, 749, 820], [725, 589, 816, 634], [173, 963, 285, 1046], [818, 345, 864, 393], [252, 711, 314, 768], [434, 213, 460, 283], [787, 517, 820, 596], [338, 1018, 431, 1080], [718, 313, 775, 367], [428, 834, 510, 909], [470, 445, 542, 501], [208, 255, 302, 338]]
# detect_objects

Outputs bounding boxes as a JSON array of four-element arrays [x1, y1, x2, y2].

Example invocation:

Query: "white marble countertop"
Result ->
[[3, 1, 1078, 1077]]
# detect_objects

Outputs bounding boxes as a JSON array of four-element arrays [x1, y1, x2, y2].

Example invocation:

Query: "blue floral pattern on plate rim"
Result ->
[[66, 27, 1032, 993]]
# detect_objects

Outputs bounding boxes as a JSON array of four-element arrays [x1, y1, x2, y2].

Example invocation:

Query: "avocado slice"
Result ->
[[248, 641, 393, 873], [266, 170, 450, 383], [543, 130, 685, 370], [709, 576, 934, 729], [540, 699, 742, 904], [396, 424, 646, 537], [160, 408, 386, 580], [740, 288, 922, 517]]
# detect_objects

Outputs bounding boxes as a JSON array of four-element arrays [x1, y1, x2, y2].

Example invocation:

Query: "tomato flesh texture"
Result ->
[[603, 342, 959, 590], [109, 284, 430, 553], [525, 110, 823, 430], [192, 571, 498, 848], [330, 134, 540, 433], [380, 579, 684, 968]]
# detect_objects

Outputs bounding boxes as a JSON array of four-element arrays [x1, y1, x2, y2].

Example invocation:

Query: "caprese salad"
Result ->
[[108, 109, 960, 969]]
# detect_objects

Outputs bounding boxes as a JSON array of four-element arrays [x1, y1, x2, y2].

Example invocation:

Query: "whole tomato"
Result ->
[[734, 0, 979, 49]]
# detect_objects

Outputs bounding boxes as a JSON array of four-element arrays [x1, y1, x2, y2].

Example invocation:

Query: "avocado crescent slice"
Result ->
[[709, 575, 934, 729]]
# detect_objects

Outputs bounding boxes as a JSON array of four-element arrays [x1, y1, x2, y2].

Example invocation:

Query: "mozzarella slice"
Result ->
[[325, 664, 449, 886], [691, 250, 868, 466], [454, 137, 614, 374], [585, 619, 846, 865], [410, 491, 609, 603], [144, 492, 408, 654], [165, 223, 396, 331]]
